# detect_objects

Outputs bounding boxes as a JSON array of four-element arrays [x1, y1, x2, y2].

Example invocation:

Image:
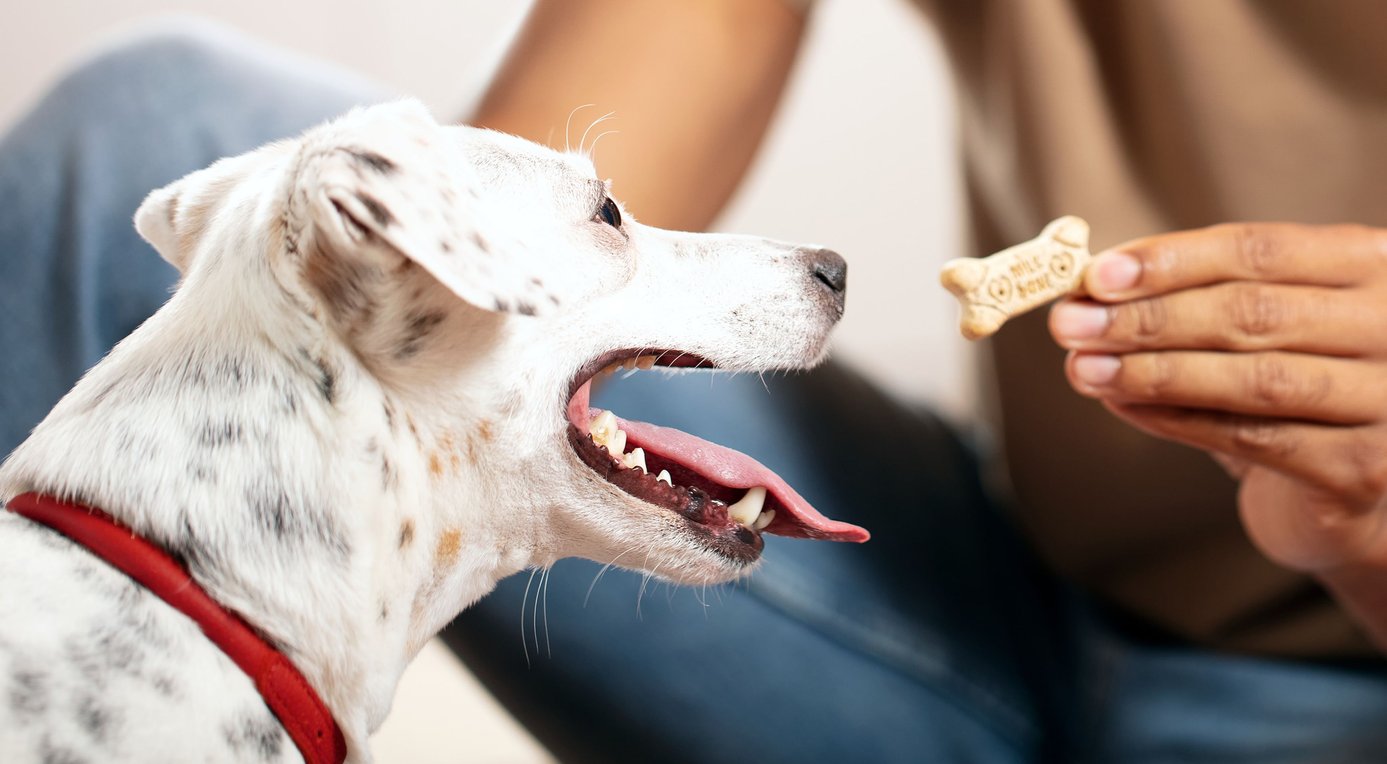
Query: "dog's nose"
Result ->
[[808, 248, 847, 307]]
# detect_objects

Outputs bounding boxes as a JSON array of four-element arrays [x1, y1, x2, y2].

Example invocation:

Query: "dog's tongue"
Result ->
[[612, 416, 867, 542]]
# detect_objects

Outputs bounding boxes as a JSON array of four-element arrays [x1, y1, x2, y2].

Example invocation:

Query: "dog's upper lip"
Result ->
[[565, 369, 870, 544], [565, 348, 714, 403]]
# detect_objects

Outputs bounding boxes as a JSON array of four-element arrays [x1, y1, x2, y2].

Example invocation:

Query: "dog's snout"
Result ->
[[807, 248, 847, 309]]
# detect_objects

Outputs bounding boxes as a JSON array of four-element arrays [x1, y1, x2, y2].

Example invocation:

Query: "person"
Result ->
[[4, 1, 1387, 762]]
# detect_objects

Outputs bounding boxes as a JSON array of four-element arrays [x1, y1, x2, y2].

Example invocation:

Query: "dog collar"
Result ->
[[5, 492, 348, 764]]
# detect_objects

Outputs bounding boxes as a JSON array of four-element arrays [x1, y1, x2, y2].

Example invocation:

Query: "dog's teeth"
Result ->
[[610, 429, 627, 457], [753, 508, 776, 532], [602, 363, 621, 377], [622, 358, 638, 370], [589, 410, 617, 447], [624, 447, 647, 473], [636, 356, 656, 370], [657, 469, 672, 486], [727, 486, 767, 527]]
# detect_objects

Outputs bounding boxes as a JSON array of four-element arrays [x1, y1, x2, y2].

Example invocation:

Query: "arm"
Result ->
[[469, 0, 809, 231], [1047, 223, 1387, 651]]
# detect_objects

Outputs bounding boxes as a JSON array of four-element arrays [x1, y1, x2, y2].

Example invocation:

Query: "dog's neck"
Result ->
[[0, 245, 551, 754]]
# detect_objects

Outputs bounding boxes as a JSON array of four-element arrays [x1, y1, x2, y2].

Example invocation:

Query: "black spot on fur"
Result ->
[[381, 455, 396, 491], [394, 311, 446, 360], [529, 277, 544, 287], [196, 419, 244, 448], [243, 484, 350, 562], [399, 519, 415, 549], [470, 231, 490, 252], [85, 380, 120, 412], [113, 427, 160, 463], [348, 149, 397, 175], [164, 514, 207, 570], [39, 738, 88, 764], [383, 399, 396, 430], [440, 239, 453, 253], [152, 674, 179, 699], [281, 386, 301, 415], [379, 602, 390, 621], [356, 192, 395, 228], [223, 709, 286, 761], [312, 355, 337, 405], [61, 619, 152, 696], [77, 694, 118, 743], [187, 458, 215, 484], [494, 298, 510, 312], [515, 301, 537, 317], [9, 667, 48, 718]]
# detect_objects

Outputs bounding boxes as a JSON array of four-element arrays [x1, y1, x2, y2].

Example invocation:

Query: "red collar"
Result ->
[[5, 492, 348, 764]]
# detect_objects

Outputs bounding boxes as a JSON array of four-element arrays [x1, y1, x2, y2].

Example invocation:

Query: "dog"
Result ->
[[0, 100, 865, 762]]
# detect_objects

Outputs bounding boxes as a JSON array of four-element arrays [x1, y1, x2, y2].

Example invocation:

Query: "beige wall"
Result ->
[[0, 1, 966, 760]]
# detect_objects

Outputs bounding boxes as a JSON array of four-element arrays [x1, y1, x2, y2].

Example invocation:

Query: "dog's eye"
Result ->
[[595, 197, 622, 228]]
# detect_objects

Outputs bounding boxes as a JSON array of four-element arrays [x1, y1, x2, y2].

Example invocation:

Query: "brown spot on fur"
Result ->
[[398, 519, 415, 549], [478, 421, 494, 442], [428, 453, 443, 478], [435, 528, 462, 563]]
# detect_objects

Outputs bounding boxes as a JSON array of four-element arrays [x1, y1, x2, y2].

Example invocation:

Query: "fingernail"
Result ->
[[1051, 303, 1109, 340], [1092, 253, 1141, 294], [1073, 355, 1120, 387]]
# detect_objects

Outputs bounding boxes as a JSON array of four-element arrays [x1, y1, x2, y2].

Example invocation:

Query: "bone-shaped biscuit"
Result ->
[[939, 216, 1092, 340]]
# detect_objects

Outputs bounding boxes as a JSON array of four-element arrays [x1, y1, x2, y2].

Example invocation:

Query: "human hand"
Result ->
[[1047, 223, 1387, 575]]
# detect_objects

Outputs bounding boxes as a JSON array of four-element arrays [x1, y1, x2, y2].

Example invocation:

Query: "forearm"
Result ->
[[468, 0, 808, 231]]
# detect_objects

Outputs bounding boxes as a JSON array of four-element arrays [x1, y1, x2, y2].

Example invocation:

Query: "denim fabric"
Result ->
[[6, 21, 1387, 764]]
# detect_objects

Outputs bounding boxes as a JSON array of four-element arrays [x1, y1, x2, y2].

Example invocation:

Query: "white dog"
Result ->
[[0, 100, 865, 762]]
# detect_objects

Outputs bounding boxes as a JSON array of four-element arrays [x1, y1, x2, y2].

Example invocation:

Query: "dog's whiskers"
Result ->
[[519, 567, 541, 667], [636, 554, 666, 621], [587, 129, 620, 160], [585, 545, 640, 607], [579, 111, 617, 157], [541, 566, 553, 659], [564, 104, 596, 154]]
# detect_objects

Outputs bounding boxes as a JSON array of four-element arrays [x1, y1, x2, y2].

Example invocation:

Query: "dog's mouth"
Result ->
[[565, 349, 869, 563]]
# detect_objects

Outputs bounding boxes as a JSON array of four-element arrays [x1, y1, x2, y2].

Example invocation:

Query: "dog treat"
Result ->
[[939, 216, 1092, 340]]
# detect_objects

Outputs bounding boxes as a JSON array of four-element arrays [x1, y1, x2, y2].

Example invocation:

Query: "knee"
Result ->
[[47, 18, 251, 113]]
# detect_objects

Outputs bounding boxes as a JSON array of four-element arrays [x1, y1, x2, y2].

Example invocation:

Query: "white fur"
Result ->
[[0, 100, 843, 762]]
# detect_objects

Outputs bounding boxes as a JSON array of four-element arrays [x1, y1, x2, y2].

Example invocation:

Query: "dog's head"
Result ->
[[136, 101, 866, 588]]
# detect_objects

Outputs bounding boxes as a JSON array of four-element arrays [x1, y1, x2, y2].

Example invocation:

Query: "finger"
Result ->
[[1066, 350, 1384, 425], [1051, 283, 1379, 357], [1104, 402, 1387, 507], [1086, 223, 1387, 300]]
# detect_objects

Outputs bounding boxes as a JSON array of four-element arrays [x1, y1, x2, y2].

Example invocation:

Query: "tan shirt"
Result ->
[[916, 0, 1387, 658]]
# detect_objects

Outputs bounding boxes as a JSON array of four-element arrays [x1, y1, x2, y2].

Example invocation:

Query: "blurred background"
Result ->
[[0, 0, 964, 760]]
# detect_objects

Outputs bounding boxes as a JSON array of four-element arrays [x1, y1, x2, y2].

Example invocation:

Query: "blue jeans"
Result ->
[[6, 21, 1387, 764]]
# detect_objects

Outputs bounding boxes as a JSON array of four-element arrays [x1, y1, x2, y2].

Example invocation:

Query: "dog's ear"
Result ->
[[134, 182, 185, 270], [135, 148, 280, 273], [301, 100, 568, 317]]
